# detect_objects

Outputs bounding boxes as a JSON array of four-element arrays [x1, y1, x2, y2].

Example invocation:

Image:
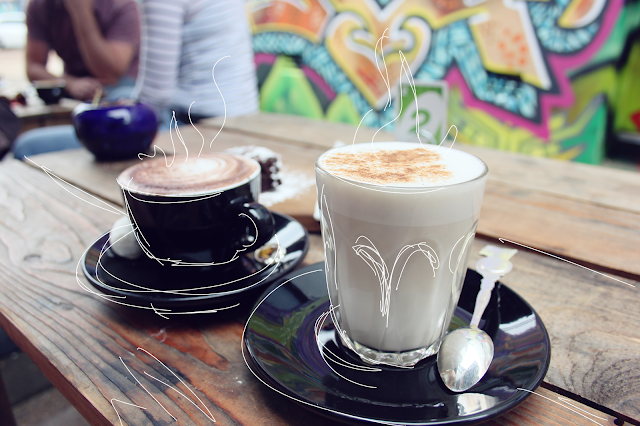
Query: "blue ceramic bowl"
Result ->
[[72, 102, 158, 161]]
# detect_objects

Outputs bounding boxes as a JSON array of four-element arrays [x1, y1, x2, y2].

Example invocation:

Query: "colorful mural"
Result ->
[[248, 0, 640, 164]]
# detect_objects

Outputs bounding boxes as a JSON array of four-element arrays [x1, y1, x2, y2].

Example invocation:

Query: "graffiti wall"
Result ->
[[248, 0, 640, 164]]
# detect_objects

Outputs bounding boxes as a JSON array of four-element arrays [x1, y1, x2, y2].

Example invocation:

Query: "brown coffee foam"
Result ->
[[322, 148, 451, 185], [118, 153, 258, 195]]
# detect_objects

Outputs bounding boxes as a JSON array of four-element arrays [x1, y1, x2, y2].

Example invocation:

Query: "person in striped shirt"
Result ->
[[133, 0, 259, 128]]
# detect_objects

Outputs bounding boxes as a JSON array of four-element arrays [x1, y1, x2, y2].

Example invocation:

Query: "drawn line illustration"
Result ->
[[74, 227, 277, 316], [138, 347, 216, 422], [352, 236, 439, 326], [119, 356, 176, 421], [208, 55, 230, 152], [187, 101, 206, 158], [110, 399, 147, 426], [243, 269, 411, 424], [499, 238, 635, 288], [115, 348, 216, 423], [95, 228, 281, 293], [314, 308, 379, 389], [449, 232, 475, 274], [517, 388, 607, 425], [24, 157, 124, 216]]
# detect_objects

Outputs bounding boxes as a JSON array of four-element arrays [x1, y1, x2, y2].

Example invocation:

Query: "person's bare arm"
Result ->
[[25, 37, 55, 82], [63, 0, 136, 84], [26, 37, 102, 101]]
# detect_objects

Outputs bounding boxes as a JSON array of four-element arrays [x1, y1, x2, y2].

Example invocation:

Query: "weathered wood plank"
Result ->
[[461, 144, 640, 215], [467, 236, 640, 422], [26, 123, 640, 277], [0, 160, 636, 424], [202, 113, 391, 151], [204, 113, 640, 214], [0, 160, 332, 426], [477, 182, 640, 277], [491, 386, 618, 425], [25, 126, 322, 231]]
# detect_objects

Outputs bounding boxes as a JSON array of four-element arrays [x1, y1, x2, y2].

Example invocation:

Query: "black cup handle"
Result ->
[[231, 200, 275, 252]]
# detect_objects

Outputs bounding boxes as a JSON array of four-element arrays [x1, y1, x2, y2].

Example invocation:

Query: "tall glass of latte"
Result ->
[[315, 142, 488, 367]]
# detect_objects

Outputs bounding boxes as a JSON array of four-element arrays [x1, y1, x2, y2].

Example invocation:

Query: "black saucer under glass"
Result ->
[[82, 212, 308, 310], [243, 263, 551, 425]]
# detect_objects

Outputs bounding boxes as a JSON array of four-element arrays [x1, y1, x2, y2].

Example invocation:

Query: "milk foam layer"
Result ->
[[118, 153, 259, 196], [319, 142, 486, 187]]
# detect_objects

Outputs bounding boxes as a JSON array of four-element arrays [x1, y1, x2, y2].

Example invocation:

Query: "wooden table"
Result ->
[[12, 98, 80, 134], [1, 113, 639, 426]]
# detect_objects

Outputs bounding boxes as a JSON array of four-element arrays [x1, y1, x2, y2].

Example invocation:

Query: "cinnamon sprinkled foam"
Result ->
[[319, 142, 486, 187]]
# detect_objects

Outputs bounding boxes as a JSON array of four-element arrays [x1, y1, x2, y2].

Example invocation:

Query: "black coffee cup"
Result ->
[[119, 156, 275, 268]]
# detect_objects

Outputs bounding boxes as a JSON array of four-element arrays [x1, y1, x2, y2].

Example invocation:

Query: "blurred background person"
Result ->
[[0, 96, 20, 160], [14, 0, 141, 159], [133, 0, 258, 129], [14, 0, 260, 159], [25, 0, 140, 101]]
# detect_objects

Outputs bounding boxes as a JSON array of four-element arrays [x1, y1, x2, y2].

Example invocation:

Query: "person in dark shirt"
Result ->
[[13, 0, 141, 159], [25, 0, 140, 100]]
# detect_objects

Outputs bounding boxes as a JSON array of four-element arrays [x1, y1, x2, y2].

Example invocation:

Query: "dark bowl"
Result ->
[[33, 80, 66, 105], [72, 102, 159, 161]]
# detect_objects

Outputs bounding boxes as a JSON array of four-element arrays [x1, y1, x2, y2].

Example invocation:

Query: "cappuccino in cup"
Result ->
[[118, 153, 275, 270], [119, 153, 259, 196], [315, 142, 487, 367]]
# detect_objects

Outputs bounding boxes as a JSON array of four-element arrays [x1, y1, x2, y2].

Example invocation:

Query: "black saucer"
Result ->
[[243, 263, 551, 425], [82, 212, 308, 311]]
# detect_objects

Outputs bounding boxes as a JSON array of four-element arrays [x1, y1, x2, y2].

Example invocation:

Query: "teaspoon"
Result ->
[[437, 247, 517, 392]]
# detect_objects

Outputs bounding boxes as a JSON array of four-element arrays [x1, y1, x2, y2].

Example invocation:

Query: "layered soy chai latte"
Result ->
[[315, 142, 487, 367]]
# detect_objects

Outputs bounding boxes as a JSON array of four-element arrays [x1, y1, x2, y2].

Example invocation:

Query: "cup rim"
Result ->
[[117, 154, 262, 198], [315, 142, 488, 192]]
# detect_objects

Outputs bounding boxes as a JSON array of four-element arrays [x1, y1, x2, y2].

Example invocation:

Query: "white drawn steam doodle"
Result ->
[[114, 347, 216, 424], [368, 28, 459, 156], [352, 236, 439, 327], [139, 55, 229, 164]]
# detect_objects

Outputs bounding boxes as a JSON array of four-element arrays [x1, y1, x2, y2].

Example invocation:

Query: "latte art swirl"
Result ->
[[118, 153, 259, 195]]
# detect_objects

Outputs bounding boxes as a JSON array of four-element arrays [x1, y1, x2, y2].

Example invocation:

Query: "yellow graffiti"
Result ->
[[468, 0, 551, 89], [558, 0, 607, 29], [251, 0, 604, 109], [449, 86, 602, 160], [324, 0, 486, 108], [322, 0, 559, 109], [248, 0, 334, 43]]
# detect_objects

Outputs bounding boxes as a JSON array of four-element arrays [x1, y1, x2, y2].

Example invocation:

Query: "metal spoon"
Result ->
[[437, 246, 517, 392]]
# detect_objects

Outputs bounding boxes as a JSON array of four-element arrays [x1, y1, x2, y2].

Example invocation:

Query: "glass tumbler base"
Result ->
[[338, 331, 442, 368]]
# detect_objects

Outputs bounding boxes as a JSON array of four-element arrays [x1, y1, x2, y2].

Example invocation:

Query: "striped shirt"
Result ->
[[133, 0, 259, 119]]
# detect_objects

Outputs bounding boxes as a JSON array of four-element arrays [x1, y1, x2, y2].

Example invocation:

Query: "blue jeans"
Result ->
[[12, 125, 82, 160], [13, 77, 136, 160]]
